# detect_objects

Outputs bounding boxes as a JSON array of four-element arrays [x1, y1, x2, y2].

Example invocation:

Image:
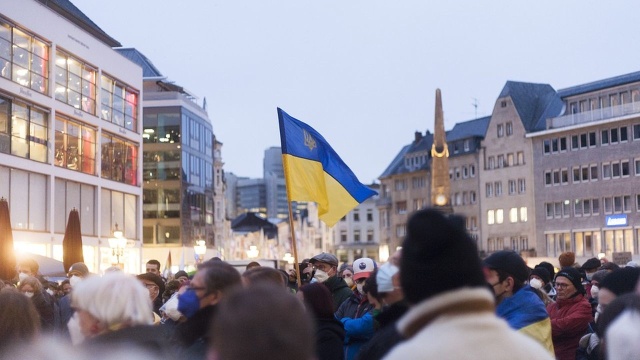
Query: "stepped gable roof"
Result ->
[[36, 0, 121, 47], [446, 116, 490, 142], [558, 70, 640, 98], [115, 48, 163, 78], [499, 81, 563, 132]]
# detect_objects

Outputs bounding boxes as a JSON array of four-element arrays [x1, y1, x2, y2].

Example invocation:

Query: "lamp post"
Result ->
[[246, 245, 259, 259], [194, 239, 207, 264], [283, 252, 294, 265], [108, 223, 127, 268]]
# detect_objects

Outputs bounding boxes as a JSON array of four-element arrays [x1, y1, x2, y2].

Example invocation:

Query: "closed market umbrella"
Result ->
[[62, 208, 84, 273], [0, 198, 16, 281]]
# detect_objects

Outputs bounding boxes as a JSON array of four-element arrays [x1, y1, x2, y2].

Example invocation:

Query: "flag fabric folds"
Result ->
[[278, 108, 377, 227]]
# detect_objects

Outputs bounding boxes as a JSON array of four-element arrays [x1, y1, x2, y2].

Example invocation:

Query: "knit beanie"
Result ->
[[555, 267, 585, 295], [400, 208, 486, 304], [559, 252, 576, 268], [591, 269, 609, 284], [530, 267, 551, 285], [599, 267, 640, 296]]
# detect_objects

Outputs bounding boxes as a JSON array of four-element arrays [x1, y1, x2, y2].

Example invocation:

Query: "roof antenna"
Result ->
[[472, 98, 478, 119]]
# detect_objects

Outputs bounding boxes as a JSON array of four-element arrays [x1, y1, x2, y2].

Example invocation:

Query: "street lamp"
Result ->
[[108, 223, 127, 267], [283, 252, 294, 264], [194, 239, 207, 264], [246, 245, 259, 259]]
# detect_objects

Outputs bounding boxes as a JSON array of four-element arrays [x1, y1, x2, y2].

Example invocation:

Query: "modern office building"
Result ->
[[115, 48, 218, 269], [0, 0, 143, 273]]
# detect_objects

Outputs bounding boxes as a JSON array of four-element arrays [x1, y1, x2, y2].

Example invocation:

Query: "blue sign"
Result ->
[[605, 214, 628, 227]]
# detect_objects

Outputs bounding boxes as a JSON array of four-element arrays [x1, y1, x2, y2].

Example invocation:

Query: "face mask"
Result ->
[[313, 269, 329, 283], [67, 313, 86, 345], [46, 289, 55, 296], [591, 285, 599, 299], [18, 272, 28, 282], [24, 292, 34, 298], [160, 293, 183, 321], [586, 273, 594, 281], [177, 289, 202, 318], [69, 275, 82, 287], [529, 278, 543, 290], [356, 283, 365, 295], [343, 277, 354, 287]]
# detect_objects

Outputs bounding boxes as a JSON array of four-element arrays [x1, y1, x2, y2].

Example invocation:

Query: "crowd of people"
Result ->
[[1, 208, 640, 359]]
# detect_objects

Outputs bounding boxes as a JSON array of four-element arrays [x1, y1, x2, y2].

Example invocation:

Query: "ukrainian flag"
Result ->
[[278, 108, 377, 227]]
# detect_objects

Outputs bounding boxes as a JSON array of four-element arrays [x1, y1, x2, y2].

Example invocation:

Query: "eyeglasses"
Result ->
[[554, 282, 571, 289]]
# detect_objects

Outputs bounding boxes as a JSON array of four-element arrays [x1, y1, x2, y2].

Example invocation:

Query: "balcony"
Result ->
[[547, 102, 640, 129], [376, 197, 392, 208]]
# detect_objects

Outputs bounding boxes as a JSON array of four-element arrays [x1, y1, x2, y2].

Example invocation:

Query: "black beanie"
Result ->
[[400, 208, 486, 304], [581, 258, 601, 271], [555, 267, 585, 295], [599, 267, 640, 296], [530, 267, 551, 285]]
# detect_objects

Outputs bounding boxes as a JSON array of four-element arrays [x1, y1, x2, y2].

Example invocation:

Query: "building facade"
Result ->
[[0, 0, 143, 273]]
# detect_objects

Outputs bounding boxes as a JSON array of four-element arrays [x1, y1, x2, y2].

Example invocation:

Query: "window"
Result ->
[[506, 122, 513, 136], [520, 207, 528, 222], [496, 209, 504, 224], [624, 195, 632, 212], [367, 229, 374, 242], [604, 197, 612, 213], [396, 201, 407, 214], [462, 166, 468, 178], [552, 139, 559, 153], [507, 153, 514, 166], [580, 133, 588, 149], [354, 230, 361, 242], [612, 162, 621, 178], [555, 202, 563, 218], [614, 196, 623, 213], [546, 203, 553, 218], [571, 135, 579, 150], [583, 199, 591, 216], [340, 230, 347, 242], [100, 132, 139, 185], [455, 168, 461, 179], [487, 210, 495, 224], [560, 137, 567, 151], [573, 167, 580, 183], [602, 129, 609, 145], [0, 98, 48, 162], [589, 131, 597, 147], [412, 176, 425, 188], [55, 115, 96, 174], [518, 179, 526, 193], [622, 160, 630, 177], [100, 74, 139, 131], [498, 155, 504, 168], [0, 22, 49, 94], [517, 151, 524, 165], [366, 209, 373, 221], [353, 210, 360, 222], [486, 183, 493, 197], [544, 171, 552, 186], [561, 169, 569, 184], [55, 51, 96, 114], [611, 128, 619, 143], [396, 225, 406, 237], [553, 170, 560, 185], [592, 198, 600, 214], [634, 124, 640, 140], [470, 165, 476, 177], [394, 179, 407, 191], [543, 139, 551, 154], [470, 191, 477, 204], [581, 166, 589, 182], [508, 180, 516, 195], [464, 140, 470, 151], [621, 127, 628, 142], [488, 156, 495, 169], [603, 163, 611, 179], [497, 124, 504, 137], [590, 164, 598, 181], [636, 159, 640, 176], [509, 208, 518, 223], [495, 181, 502, 196]]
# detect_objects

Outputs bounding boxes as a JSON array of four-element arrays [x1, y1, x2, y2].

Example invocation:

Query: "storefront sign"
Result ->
[[605, 214, 627, 227]]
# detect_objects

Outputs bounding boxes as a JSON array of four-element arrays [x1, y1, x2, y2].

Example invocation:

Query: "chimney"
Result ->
[[414, 131, 423, 142]]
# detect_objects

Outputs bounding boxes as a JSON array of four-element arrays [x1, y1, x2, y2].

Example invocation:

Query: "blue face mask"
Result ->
[[177, 289, 201, 318]]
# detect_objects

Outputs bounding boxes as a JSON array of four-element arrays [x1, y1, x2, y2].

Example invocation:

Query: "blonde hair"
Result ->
[[72, 272, 153, 329]]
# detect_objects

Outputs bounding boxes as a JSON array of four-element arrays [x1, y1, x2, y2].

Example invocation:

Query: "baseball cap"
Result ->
[[68, 262, 89, 277], [353, 258, 376, 280], [309, 253, 338, 267]]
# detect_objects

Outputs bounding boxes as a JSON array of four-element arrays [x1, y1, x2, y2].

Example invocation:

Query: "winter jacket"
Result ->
[[316, 317, 345, 360], [383, 288, 554, 360], [173, 305, 218, 360], [84, 324, 176, 359], [547, 294, 593, 360], [336, 292, 375, 360], [355, 301, 408, 360], [324, 276, 353, 311], [496, 285, 554, 355]]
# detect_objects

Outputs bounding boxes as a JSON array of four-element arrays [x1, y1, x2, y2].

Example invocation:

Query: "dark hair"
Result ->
[[246, 261, 261, 270], [198, 261, 241, 296], [495, 268, 525, 293], [599, 267, 640, 296], [146, 259, 161, 269], [535, 262, 555, 279], [0, 289, 40, 351], [163, 280, 181, 302], [299, 283, 335, 319], [242, 267, 286, 288], [17, 259, 39, 274], [596, 293, 640, 339], [210, 284, 314, 360]]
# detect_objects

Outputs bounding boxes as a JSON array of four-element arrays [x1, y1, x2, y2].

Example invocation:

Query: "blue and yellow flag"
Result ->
[[278, 108, 377, 227]]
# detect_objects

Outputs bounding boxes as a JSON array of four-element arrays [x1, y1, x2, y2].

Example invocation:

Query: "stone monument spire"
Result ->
[[430, 89, 452, 212]]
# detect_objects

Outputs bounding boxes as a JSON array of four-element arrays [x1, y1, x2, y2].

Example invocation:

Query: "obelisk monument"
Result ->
[[430, 89, 453, 213]]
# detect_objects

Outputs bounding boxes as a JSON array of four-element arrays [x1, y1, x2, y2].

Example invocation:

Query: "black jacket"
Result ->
[[84, 324, 176, 359], [324, 276, 353, 311], [173, 305, 218, 360], [316, 317, 345, 360], [355, 301, 409, 360]]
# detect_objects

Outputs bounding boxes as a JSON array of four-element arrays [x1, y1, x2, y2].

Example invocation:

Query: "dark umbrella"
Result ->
[[62, 208, 84, 273], [0, 197, 16, 281]]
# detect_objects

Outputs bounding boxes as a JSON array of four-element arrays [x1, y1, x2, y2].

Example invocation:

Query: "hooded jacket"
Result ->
[[546, 294, 593, 360]]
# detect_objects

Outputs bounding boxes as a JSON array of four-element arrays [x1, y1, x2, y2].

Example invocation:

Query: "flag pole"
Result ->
[[282, 154, 302, 288]]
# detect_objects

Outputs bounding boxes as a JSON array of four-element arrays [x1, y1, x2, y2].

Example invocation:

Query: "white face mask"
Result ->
[[46, 289, 55, 296], [356, 283, 365, 295], [529, 278, 543, 290], [24, 292, 34, 298], [586, 272, 594, 281], [67, 313, 86, 345], [69, 275, 82, 288], [343, 276, 354, 287], [18, 272, 29, 282], [160, 293, 183, 321], [313, 269, 329, 283], [590, 285, 600, 299]]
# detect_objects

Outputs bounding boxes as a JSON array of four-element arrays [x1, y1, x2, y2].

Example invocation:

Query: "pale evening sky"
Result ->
[[72, 0, 640, 183]]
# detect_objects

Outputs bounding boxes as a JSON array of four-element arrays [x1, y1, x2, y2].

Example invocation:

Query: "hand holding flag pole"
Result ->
[[278, 108, 377, 286]]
